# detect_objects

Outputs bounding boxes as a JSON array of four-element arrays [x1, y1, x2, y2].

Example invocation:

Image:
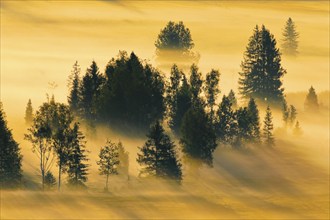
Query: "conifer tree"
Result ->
[[80, 61, 104, 121], [97, 140, 120, 191], [282, 17, 299, 56], [282, 99, 290, 127], [304, 86, 319, 112], [180, 103, 217, 166], [24, 99, 34, 125], [239, 25, 286, 105], [189, 64, 203, 104], [168, 74, 192, 134], [137, 121, 182, 182], [289, 105, 297, 127], [234, 107, 252, 148], [216, 95, 236, 144], [263, 106, 275, 147], [228, 89, 238, 109], [67, 61, 81, 115], [204, 69, 220, 122], [117, 142, 129, 180], [66, 123, 89, 189], [44, 171, 56, 190], [247, 98, 261, 143], [0, 103, 22, 188]]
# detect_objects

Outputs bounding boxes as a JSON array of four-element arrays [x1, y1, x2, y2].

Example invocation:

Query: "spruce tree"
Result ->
[[281, 17, 299, 56], [234, 107, 252, 148], [204, 69, 220, 122], [97, 140, 120, 191], [263, 106, 275, 147], [66, 123, 89, 189], [247, 98, 261, 143], [282, 99, 290, 127], [289, 105, 297, 127], [0, 103, 22, 188], [67, 61, 81, 115], [239, 25, 286, 105], [137, 121, 182, 182], [228, 89, 238, 109], [118, 142, 129, 180], [189, 64, 203, 104], [180, 103, 217, 166], [304, 86, 319, 112], [80, 61, 104, 121], [216, 95, 236, 144], [44, 171, 56, 190], [24, 99, 34, 125]]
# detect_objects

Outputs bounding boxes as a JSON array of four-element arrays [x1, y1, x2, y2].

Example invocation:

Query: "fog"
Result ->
[[1, 1, 329, 219]]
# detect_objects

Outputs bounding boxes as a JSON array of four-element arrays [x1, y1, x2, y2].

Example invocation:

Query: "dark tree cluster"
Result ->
[[239, 25, 286, 106], [0, 103, 22, 188]]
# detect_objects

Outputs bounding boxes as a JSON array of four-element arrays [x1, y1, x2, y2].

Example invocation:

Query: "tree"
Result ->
[[282, 99, 290, 127], [118, 142, 129, 180], [137, 121, 182, 182], [216, 95, 236, 144], [293, 121, 303, 136], [304, 86, 319, 112], [0, 103, 22, 188], [189, 64, 203, 103], [67, 61, 81, 115], [281, 17, 299, 56], [25, 100, 55, 190], [204, 69, 220, 122], [66, 123, 89, 189], [99, 52, 165, 131], [155, 21, 194, 52], [247, 98, 261, 143], [288, 105, 297, 127], [228, 90, 238, 109], [239, 25, 286, 105], [168, 75, 192, 135], [44, 171, 56, 190], [80, 61, 104, 121], [24, 99, 34, 125], [234, 107, 252, 148], [180, 104, 217, 166], [97, 140, 120, 192], [263, 106, 275, 147]]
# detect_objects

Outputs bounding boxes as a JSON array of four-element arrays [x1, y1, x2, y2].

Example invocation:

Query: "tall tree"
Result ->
[[281, 17, 299, 56], [288, 105, 297, 127], [234, 107, 252, 148], [204, 69, 220, 122], [137, 121, 182, 182], [180, 104, 217, 166], [24, 99, 34, 125], [304, 86, 319, 112], [80, 61, 104, 121], [239, 25, 286, 105], [189, 64, 203, 103], [67, 61, 81, 115], [228, 89, 238, 109], [168, 74, 192, 134], [25, 100, 55, 190], [262, 106, 275, 147], [0, 103, 22, 188], [282, 99, 290, 127], [66, 123, 89, 189], [97, 140, 120, 192], [216, 95, 236, 144], [247, 98, 261, 143]]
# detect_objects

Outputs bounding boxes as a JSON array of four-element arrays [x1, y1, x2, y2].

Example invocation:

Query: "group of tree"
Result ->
[[25, 96, 89, 190], [0, 102, 22, 188]]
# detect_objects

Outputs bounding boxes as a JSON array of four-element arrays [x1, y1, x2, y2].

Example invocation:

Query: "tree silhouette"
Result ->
[[44, 171, 56, 190], [137, 121, 182, 183], [304, 86, 319, 112], [66, 123, 89, 189], [180, 103, 217, 166], [216, 95, 236, 145], [97, 140, 120, 192], [67, 61, 81, 115], [0, 103, 22, 188], [247, 98, 261, 143], [293, 121, 303, 136], [204, 69, 220, 122], [239, 25, 286, 105], [282, 99, 290, 127], [263, 106, 275, 147], [228, 90, 238, 109], [282, 17, 299, 56], [288, 105, 297, 127], [117, 142, 129, 180], [24, 99, 34, 125]]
